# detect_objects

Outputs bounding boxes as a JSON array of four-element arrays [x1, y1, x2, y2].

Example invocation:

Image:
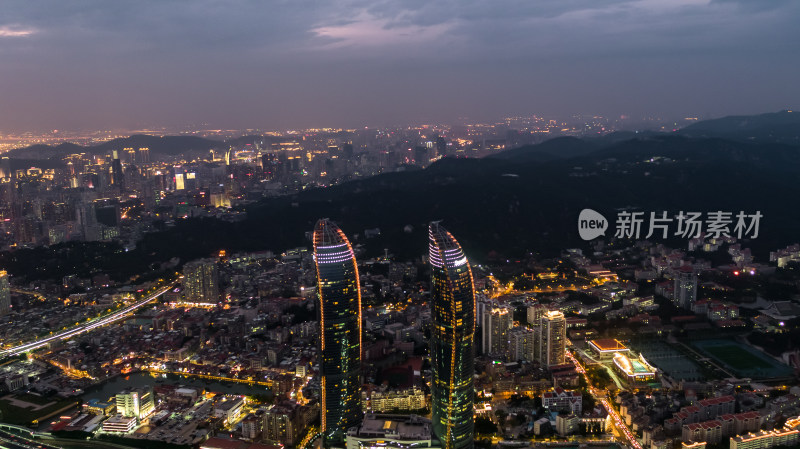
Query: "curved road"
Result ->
[[0, 281, 177, 358]]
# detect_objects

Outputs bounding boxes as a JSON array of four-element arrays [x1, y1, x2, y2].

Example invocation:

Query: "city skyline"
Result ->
[[0, 1, 799, 448], [1, 1, 799, 132]]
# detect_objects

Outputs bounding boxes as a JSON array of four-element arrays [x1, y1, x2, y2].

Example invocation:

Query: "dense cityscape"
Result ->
[[0, 110, 799, 449], [2, 1, 800, 449]]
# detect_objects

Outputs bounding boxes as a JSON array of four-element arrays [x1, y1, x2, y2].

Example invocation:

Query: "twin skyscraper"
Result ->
[[313, 219, 476, 449]]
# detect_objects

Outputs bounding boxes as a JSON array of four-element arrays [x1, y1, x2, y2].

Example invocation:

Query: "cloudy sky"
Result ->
[[1, 0, 798, 131]]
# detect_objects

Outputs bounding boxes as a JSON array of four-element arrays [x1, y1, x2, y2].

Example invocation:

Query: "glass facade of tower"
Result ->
[[429, 223, 475, 449], [313, 219, 362, 445]]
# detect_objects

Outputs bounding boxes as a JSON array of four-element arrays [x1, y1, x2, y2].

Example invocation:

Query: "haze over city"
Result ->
[[1, 0, 799, 132], [1, 3, 800, 449]]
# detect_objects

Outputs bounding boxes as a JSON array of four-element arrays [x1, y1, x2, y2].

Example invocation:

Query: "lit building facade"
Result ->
[[507, 327, 536, 362], [182, 258, 219, 303], [613, 352, 657, 385], [482, 305, 513, 357], [115, 387, 155, 420], [428, 222, 475, 449], [538, 311, 566, 367], [674, 267, 698, 309], [0, 270, 10, 316], [314, 219, 363, 445]]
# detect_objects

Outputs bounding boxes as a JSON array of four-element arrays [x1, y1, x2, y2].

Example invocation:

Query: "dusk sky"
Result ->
[[1, 0, 799, 132]]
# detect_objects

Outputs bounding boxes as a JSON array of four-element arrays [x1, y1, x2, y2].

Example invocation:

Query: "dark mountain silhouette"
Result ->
[[488, 136, 601, 162], [677, 110, 800, 144], [5, 135, 222, 160]]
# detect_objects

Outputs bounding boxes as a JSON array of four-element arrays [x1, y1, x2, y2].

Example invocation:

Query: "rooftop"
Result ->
[[589, 338, 629, 352]]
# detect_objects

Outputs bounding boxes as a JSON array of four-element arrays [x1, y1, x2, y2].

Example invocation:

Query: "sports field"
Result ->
[[631, 340, 705, 381], [692, 339, 793, 378]]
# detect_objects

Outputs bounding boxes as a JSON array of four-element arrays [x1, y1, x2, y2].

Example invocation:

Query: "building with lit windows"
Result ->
[[110, 150, 124, 191], [482, 304, 513, 357], [507, 327, 536, 362], [674, 267, 698, 309], [115, 387, 155, 420], [313, 219, 363, 445], [428, 222, 475, 449], [365, 387, 427, 413], [538, 311, 566, 367], [102, 415, 137, 433], [542, 388, 582, 415], [182, 258, 220, 303], [729, 428, 799, 449], [0, 270, 10, 316], [214, 397, 244, 426], [263, 402, 305, 446]]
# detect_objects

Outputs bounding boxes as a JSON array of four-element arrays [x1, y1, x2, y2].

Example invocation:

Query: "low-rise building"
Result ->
[[102, 415, 137, 433], [542, 388, 582, 415], [345, 413, 438, 449]]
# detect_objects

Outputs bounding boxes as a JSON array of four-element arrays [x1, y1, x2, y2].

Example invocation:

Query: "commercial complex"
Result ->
[[346, 414, 438, 449], [116, 387, 155, 421]]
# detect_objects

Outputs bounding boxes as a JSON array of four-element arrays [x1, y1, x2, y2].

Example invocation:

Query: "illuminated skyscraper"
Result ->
[[537, 311, 566, 367], [429, 222, 475, 449], [138, 147, 150, 164], [313, 219, 362, 445], [110, 150, 124, 191], [0, 270, 10, 316]]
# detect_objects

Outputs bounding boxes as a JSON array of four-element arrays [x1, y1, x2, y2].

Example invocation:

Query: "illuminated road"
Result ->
[[566, 350, 642, 449], [0, 282, 177, 358]]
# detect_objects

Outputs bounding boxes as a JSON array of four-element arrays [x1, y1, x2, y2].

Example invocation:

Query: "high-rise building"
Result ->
[[527, 303, 548, 325], [0, 157, 11, 180], [674, 267, 698, 309], [482, 305, 512, 357], [110, 150, 124, 191], [313, 219, 363, 445], [435, 136, 448, 157], [428, 222, 475, 449], [263, 403, 306, 446], [0, 270, 10, 316], [138, 147, 150, 164], [537, 311, 566, 367], [508, 327, 536, 362], [116, 387, 155, 420], [182, 259, 219, 303]]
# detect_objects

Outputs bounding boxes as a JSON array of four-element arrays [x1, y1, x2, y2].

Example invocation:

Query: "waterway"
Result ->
[[81, 372, 273, 403]]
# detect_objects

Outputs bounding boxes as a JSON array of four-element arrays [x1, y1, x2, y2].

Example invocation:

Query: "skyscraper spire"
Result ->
[[428, 222, 475, 449], [313, 219, 363, 445]]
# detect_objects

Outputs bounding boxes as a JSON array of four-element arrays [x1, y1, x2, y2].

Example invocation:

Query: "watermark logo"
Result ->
[[579, 209, 763, 241], [578, 209, 609, 241]]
